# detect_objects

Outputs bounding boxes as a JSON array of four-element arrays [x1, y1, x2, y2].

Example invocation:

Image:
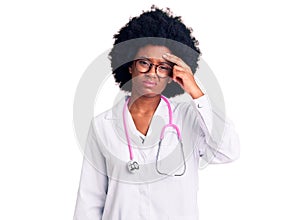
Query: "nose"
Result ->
[[146, 64, 159, 79]]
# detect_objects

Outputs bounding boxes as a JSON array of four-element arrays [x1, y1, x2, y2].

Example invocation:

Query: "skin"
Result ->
[[128, 45, 204, 135]]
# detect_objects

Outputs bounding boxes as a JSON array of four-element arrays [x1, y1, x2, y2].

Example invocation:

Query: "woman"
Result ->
[[74, 6, 240, 220]]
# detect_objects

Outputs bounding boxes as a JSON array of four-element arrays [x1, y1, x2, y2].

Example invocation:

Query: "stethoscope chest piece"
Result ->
[[127, 160, 139, 173]]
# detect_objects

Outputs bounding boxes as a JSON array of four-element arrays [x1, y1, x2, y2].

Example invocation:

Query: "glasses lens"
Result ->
[[135, 59, 173, 78], [157, 64, 172, 78], [135, 59, 150, 73]]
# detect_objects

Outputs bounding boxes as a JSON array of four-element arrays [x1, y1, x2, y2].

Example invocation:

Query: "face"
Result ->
[[129, 45, 173, 98]]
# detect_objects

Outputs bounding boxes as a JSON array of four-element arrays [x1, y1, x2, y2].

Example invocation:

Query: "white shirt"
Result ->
[[73, 94, 240, 220]]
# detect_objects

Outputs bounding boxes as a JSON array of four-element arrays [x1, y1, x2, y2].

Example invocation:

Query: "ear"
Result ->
[[129, 66, 132, 74], [167, 77, 172, 84]]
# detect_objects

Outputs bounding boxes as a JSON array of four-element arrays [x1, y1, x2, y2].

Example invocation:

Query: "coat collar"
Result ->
[[103, 95, 176, 146], [104, 95, 174, 121]]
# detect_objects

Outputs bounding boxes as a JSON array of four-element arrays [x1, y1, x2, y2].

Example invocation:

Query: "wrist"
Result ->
[[189, 85, 204, 99]]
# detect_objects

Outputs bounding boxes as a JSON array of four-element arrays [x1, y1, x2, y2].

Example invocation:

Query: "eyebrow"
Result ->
[[136, 56, 173, 66]]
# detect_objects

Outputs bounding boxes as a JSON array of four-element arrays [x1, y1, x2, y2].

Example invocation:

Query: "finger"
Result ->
[[173, 76, 184, 88], [162, 53, 189, 69], [172, 66, 185, 78], [173, 65, 185, 71], [172, 70, 186, 84], [173, 65, 193, 77], [162, 53, 185, 66], [172, 71, 185, 80]]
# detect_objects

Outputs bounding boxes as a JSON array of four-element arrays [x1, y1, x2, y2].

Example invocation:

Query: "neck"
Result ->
[[128, 94, 161, 115]]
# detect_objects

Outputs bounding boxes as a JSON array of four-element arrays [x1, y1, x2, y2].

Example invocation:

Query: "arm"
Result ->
[[192, 94, 240, 163], [163, 53, 240, 163], [73, 120, 108, 220]]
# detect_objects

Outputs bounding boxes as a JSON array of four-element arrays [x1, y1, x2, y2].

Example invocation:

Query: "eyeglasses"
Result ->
[[134, 59, 173, 78]]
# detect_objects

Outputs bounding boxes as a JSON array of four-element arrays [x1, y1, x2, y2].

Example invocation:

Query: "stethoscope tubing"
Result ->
[[123, 95, 186, 175]]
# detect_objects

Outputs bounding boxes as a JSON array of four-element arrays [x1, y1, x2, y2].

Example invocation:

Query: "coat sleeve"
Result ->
[[190, 94, 240, 164], [73, 119, 108, 220]]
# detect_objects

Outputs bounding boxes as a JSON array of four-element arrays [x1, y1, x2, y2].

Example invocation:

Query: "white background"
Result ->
[[1, 0, 299, 219]]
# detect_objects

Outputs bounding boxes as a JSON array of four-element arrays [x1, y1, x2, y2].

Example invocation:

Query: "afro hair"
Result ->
[[109, 5, 201, 97]]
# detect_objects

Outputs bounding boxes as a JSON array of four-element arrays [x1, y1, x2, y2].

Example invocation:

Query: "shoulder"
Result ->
[[168, 95, 197, 114], [169, 94, 211, 123], [94, 108, 113, 122], [95, 97, 126, 120]]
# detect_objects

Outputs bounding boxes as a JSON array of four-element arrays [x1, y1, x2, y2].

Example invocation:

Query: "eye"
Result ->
[[158, 65, 172, 71], [137, 60, 150, 67]]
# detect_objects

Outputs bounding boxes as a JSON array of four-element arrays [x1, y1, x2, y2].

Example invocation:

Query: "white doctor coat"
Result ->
[[73, 94, 240, 220]]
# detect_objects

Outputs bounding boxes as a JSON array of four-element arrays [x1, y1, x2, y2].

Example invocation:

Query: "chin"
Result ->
[[142, 93, 161, 98], [132, 87, 162, 97]]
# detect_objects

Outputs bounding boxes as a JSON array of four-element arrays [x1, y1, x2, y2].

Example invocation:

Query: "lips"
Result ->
[[142, 80, 157, 87]]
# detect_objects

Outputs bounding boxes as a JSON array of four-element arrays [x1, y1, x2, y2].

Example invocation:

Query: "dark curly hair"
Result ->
[[109, 5, 201, 97]]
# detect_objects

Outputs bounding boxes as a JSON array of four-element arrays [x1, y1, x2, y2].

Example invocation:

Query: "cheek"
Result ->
[[130, 68, 142, 78], [158, 81, 170, 91]]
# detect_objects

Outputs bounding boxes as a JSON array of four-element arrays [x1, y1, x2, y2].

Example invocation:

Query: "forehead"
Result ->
[[134, 45, 171, 60]]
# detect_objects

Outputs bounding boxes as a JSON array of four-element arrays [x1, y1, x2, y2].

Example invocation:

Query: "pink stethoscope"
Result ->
[[122, 95, 186, 176]]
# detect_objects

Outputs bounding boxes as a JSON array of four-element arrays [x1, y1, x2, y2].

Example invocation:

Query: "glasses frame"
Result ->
[[133, 58, 174, 79]]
